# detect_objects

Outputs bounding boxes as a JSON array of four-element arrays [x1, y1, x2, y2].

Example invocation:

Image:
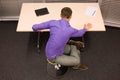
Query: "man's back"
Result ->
[[46, 19, 75, 59]]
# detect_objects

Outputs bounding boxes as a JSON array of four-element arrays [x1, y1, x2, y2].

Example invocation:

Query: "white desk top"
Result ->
[[17, 3, 105, 32]]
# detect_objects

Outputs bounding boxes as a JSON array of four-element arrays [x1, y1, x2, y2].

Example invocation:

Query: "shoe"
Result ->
[[72, 64, 88, 70], [68, 40, 84, 50]]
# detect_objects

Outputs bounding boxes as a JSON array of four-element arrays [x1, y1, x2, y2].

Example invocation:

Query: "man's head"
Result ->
[[61, 7, 72, 21]]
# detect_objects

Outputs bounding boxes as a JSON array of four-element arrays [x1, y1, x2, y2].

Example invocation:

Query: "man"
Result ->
[[32, 7, 92, 70]]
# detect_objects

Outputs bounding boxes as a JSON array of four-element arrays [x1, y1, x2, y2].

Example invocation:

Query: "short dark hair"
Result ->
[[61, 7, 72, 19]]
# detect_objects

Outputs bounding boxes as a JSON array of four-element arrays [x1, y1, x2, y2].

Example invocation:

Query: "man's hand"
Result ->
[[84, 23, 92, 31]]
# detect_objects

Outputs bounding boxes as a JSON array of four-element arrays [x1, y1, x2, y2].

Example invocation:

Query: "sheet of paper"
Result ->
[[85, 6, 97, 16]]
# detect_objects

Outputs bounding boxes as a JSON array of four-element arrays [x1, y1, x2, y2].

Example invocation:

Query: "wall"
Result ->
[[0, 0, 43, 20], [100, 0, 120, 27]]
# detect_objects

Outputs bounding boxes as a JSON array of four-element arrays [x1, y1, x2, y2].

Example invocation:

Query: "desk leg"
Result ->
[[82, 36, 85, 48], [37, 32, 41, 53]]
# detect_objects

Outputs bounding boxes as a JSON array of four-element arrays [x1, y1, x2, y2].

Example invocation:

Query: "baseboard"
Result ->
[[105, 20, 120, 28], [0, 16, 19, 21]]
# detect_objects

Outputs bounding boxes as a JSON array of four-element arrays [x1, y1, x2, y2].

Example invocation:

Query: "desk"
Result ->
[[17, 3, 105, 32], [17, 3, 105, 51]]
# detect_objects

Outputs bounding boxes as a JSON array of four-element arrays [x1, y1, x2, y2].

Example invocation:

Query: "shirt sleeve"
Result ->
[[32, 20, 52, 31], [71, 28, 87, 37]]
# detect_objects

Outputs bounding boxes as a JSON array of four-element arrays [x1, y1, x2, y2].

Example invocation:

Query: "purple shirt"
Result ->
[[32, 18, 86, 59]]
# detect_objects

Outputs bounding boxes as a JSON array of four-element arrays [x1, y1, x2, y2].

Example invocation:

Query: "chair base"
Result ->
[[47, 63, 68, 78]]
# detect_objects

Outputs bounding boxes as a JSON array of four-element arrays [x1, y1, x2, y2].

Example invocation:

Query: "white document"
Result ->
[[86, 6, 97, 16]]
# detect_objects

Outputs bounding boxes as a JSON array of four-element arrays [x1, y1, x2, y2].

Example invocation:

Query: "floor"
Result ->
[[0, 21, 120, 80]]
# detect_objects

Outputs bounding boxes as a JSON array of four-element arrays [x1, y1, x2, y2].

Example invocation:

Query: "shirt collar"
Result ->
[[61, 18, 69, 24]]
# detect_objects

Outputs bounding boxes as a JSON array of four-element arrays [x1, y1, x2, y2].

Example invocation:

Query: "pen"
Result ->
[[92, 10, 96, 16]]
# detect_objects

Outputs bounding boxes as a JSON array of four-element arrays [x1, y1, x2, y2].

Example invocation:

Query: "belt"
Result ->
[[47, 59, 56, 65]]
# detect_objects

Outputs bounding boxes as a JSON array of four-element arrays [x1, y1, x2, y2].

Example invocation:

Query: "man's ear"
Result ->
[[68, 16, 72, 20], [69, 16, 72, 19], [60, 14, 62, 18]]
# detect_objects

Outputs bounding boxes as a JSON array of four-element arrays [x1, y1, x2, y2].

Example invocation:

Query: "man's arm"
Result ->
[[71, 23, 92, 37], [71, 28, 87, 37], [32, 20, 52, 31]]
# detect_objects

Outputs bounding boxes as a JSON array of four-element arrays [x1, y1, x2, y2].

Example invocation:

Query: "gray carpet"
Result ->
[[0, 21, 120, 80]]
